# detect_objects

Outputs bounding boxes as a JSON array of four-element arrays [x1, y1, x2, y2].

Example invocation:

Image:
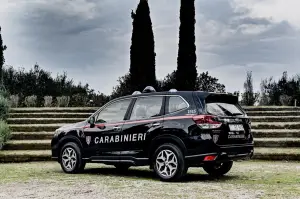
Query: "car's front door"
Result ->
[[120, 96, 165, 161], [83, 98, 132, 160]]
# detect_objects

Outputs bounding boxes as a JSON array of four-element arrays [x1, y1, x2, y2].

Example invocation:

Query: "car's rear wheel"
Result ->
[[153, 143, 187, 182], [203, 161, 233, 177], [60, 142, 86, 174]]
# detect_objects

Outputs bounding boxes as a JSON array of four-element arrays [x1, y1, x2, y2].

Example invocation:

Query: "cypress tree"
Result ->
[[129, 0, 156, 93], [175, 0, 197, 91], [0, 26, 7, 89]]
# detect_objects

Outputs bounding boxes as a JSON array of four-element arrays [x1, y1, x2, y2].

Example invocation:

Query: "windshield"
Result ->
[[206, 102, 244, 116]]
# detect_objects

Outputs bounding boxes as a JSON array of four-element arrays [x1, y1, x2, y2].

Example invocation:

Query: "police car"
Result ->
[[51, 86, 254, 181]]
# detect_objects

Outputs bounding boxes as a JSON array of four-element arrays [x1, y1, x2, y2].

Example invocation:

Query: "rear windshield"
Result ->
[[194, 92, 244, 116], [206, 102, 243, 116]]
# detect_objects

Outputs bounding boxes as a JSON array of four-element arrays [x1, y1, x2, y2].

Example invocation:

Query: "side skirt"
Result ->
[[83, 156, 149, 166]]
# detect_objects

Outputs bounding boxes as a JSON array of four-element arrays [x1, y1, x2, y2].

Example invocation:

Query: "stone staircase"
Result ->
[[0, 106, 299, 162]]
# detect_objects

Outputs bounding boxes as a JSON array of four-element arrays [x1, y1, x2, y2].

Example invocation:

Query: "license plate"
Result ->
[[228, 134, 245, 139], [229, 124, 244, 131]]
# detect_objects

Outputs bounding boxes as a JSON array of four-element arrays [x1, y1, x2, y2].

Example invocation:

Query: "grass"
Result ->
[[0, 161, 299, 198]]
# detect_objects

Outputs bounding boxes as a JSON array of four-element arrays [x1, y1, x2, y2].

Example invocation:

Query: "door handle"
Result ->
[[113, 126, 121, 131], [152, 122, 161, 127]]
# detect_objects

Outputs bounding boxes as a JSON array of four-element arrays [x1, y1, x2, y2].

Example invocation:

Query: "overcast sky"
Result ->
[[1, 0, 299, 95]]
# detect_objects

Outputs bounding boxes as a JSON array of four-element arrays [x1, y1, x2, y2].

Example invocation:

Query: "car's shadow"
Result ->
[[56, 166, 239, 183]]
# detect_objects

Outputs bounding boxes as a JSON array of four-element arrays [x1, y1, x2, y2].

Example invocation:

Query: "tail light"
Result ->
[[193, 115, 222, 129]]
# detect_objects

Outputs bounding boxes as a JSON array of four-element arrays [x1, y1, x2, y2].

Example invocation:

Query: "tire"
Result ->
[[153, 143, 187, 182], [60, 142, 86, 174], [203, 161, 233, 177], [114, 164, 131, 172]]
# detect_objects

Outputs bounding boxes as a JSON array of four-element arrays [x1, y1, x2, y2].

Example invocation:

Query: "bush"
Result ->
[[70, 93, 88, 107], [24, 95, 37, 107], [279, 94, 292, 106], [9, 95, 19, 107], [56, 96, 70, 107], [0, 120, 11, 150], [0, 95, 10, 121], [44, 96, 53, 107]]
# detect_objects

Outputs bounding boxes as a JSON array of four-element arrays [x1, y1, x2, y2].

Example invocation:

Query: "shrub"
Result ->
[[9, 95, 19, 107], [44, 96, 53, 107], [56, 96, 70, 107], [0, 120, 11, 150], [24, 95, 37, 107], [0, 95, 10, 121], [70, 93, 88, 107], [279, 94, 292, 106]]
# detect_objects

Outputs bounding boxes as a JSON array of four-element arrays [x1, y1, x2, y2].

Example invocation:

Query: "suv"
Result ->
[[51, 86, 254, 181]]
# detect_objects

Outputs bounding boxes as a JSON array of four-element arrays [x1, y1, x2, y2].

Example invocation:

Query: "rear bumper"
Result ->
[[185, 144, 254, 166]]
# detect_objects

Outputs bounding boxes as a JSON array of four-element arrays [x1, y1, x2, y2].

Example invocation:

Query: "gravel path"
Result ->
[[0, 161, 300, 199]]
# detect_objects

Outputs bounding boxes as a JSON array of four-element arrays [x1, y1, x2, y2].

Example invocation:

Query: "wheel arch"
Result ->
[[148, 134, 187, 160], [57, 135, 83, 162]]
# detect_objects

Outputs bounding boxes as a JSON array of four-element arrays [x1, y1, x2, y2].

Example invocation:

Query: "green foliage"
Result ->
[[0, 120, 11, 150], [176, 0, 197, 91], [0, 26, 7, 87], [196, 71, 226, 92], [24, 95, 37, 107], [9, 95, 19, 108], [0, 95, 9, 121], [111, 73, 132, 99], [43, 96, 52, 107], [56, 96, 70, 107], [70, 93, 88, 107], [129, 0, 156, 93], [260, 72, 300, 106], [241, 71, 259, 106]]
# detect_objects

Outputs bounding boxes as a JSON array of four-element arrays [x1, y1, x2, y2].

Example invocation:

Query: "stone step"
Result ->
[[9, 123, 69, 132], [246, 111, 300, 116], [9, 107, 97, 113], [253, 147, 300, 161], [0, 150, 51, 162], [11, 132, 54, 140], [9, 112, 92, 118], [2, 140, 51, 150], [254, 138, 300, 147], [252, 129, 300, 138], [244, 106, 300, 112], [8, 118, 85, 125], [250, 116, 300, 122], [251, 122, 300, 129]]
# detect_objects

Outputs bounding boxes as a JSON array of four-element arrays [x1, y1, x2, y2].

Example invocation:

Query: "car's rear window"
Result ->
[[206, 102, 243, 116]]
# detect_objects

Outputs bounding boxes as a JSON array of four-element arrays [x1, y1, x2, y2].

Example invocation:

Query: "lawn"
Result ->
[[0, 160, 299, 199]]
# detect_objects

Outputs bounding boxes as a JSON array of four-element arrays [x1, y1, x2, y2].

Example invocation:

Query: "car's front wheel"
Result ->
[[203, 161, 233, 177], [153, 143, 187, 182], [60, 142, 86, 174]]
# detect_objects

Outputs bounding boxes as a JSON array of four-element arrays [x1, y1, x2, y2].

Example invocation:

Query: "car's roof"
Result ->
[[114, 90, 230, 101]]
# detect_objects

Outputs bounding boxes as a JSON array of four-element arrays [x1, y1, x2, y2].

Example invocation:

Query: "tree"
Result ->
[[241, 71, 259, 106], [0, 26, 7, 90], [129, 0, 156, 93], [175, 0, 197, 91], [195, 71, 225, 92]]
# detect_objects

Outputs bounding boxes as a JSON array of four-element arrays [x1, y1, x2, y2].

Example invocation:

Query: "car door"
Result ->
[[83, 98, 132, 160], [120, 95, 165, 161]]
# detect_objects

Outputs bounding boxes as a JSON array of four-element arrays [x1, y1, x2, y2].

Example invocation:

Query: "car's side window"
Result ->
[[130, 96, 163, 120], [95, 98, 132, 123], [167, 96, 188, 114]]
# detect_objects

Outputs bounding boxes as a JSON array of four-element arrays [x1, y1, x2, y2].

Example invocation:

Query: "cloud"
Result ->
[[0, 0, 299, 94]]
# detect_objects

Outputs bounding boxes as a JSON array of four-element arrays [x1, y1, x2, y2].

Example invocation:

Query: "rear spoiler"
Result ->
[[194, 92, 239, 104]]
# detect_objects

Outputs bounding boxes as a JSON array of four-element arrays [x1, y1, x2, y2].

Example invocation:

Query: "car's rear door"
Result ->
[[119, 95, 165, 161]]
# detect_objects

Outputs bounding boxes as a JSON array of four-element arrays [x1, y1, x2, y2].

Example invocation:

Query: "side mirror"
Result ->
[[88, 116, 95, 128]]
